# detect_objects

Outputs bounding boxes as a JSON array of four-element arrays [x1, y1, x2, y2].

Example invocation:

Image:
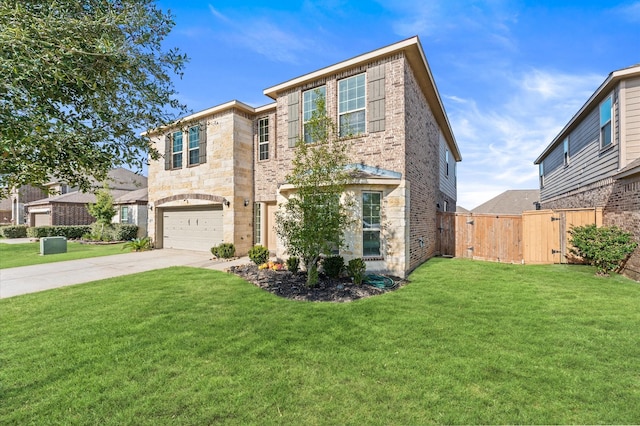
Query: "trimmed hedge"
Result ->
[[27, 225, 91, 239], [0, 225, 28, 238], [24, 224, 138, 241]]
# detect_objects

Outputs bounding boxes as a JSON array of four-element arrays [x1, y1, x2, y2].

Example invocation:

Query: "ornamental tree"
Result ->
[[275, 93, 354, 287], [0, 0, 188, 197]]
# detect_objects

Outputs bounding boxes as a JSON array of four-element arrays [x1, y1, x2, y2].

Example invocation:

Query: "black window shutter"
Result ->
[[164, 133, 171, 170]]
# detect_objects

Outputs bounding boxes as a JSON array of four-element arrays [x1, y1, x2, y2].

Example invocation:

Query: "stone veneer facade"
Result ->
[[147, 106, 255, 256], [147, 37, 461, 277]]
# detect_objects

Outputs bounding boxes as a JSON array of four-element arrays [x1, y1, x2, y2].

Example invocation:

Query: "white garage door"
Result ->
[[162, 206, 223, 252], [33, 213, 49, 227]]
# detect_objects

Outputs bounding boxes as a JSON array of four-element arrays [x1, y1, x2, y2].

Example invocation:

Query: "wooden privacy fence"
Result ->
[[436, 208, 603, 264]]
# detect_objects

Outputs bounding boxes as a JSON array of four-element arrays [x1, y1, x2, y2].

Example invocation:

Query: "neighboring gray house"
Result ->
[[534, 64, 640, 280], [472, 190, 540, 215], [147, 36, 462, 277], [114, 188, 148, 237]]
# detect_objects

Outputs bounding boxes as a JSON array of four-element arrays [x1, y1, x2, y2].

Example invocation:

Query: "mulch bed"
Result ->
[[228, 264, 407, 302]]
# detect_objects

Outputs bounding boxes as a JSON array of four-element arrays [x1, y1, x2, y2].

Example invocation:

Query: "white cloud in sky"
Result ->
[[206, 4, 316, 65], [449, 69, 602, 209], [612, 1, 640, 22]]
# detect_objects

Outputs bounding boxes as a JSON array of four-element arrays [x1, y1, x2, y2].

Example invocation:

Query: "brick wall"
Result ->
[[604, 175, 640, 281], [52, 203, 95, 226], [541, 175, 640, 281], [404, 62, 441, 272]]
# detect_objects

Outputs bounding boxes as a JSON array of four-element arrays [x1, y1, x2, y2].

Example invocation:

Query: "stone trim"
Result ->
[[154, 193, 226, 206]]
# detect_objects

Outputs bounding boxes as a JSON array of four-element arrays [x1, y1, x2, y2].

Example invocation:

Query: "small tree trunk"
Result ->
[[305, 256, 319, 287]]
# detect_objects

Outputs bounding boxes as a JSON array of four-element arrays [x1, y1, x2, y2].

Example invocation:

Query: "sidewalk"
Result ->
[[0, 248, 251, 299]]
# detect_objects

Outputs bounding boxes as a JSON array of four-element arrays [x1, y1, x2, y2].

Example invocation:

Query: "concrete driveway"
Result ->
[[0, 247, 250, 299]]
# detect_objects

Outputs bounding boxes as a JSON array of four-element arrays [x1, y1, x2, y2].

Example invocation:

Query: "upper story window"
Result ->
[[172, 130, 183, 169], [165, 122, 206, 171], [303, 86, 326, 143], [539, 162, 544, 188], [258, 118, 269, 160], [563, 138, 569, 166], [188, 125, 200, 166], [445, 149, 450, 177], [600, 95, 612, 149], [338, 74, 366, 137]]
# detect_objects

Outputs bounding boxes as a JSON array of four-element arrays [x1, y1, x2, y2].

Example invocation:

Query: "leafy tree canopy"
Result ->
[[87, 184, 116, 225], [0, 0, 188, 197]]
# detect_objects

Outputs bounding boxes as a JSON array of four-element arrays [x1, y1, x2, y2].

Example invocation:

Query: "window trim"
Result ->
[[539, 163, 544, 188], [599, 95, 613, 149], [302, 86, 326, 143], [258, 117, 269, 161], [338, 73, 366, 137], [563, 137, 569, 167], [187, 125, 200, 167], [171, 130, 183, 169], [120, 206, 129, 224], [254, 203, 262, 245], [445, 149, 450, 177], [362, 191, 382, 259]]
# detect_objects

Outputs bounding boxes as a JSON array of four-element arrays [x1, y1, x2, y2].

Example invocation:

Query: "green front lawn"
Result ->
[[0, 242, 126, 269], [1, 259, 639, 424]]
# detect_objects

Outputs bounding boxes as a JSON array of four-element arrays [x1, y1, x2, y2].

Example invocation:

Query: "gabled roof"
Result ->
[[535, 64, 640, 164], [263, 36, 461, 162], [115, 188, 148, 203], [472, 189, 540, 215], [25, 190, 131, 206]]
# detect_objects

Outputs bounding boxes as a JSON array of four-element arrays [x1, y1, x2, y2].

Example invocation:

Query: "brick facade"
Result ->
[[540, 175, 640, 281], [604, 175, 640, 280], [148, 37, 461, 276]]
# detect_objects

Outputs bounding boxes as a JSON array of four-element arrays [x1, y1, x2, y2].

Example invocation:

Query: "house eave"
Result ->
[[535, 64, 640, 164], [142, 100, 257, 136]]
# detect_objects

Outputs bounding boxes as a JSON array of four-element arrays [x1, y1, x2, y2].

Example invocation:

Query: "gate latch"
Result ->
[[551, 217, 561, 222], [551, 249, 561, 254]]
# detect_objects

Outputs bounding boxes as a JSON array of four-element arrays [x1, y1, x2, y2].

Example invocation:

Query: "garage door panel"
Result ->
[[163, 207, 223, 252]]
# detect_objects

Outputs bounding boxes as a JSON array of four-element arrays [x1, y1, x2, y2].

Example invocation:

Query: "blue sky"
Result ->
[[156, 0, 640, 209]]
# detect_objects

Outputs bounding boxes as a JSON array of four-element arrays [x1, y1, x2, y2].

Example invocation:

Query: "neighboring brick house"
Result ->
[[147, 36, 461, 277], [24, 168, 147, 228], [534, 64, 640, 280]]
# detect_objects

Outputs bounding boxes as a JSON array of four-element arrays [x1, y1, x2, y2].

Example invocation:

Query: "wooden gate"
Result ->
[[522, 208, 603, 264]]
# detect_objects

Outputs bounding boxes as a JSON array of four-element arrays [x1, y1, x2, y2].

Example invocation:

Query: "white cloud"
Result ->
[[206, 5, 316, 65], [612, 1, 640, 22], [448, 68, 602, 209]]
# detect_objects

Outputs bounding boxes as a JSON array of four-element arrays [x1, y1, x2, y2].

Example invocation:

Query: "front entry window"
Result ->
[[362, 192, 381, 257]]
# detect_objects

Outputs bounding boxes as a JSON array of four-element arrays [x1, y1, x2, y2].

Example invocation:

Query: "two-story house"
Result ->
[[147, 36, 461, 277], [534, 64, 640, 280]]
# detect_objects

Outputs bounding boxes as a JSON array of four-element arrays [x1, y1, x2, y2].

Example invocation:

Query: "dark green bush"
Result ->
[[286, 256, 300, 273], [212, 243, 235, 259], [248, 245, 269, 265], [27, 225, 91, 239], [347, 258, 367, 285], [113, 224, 138, 241], [1, 225, 28, 238], [323, 255, 344, 279], [569, 224, 638, 275]]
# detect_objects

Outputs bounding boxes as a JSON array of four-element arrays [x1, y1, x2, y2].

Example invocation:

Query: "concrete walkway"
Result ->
[[0, 246, 251, 299]]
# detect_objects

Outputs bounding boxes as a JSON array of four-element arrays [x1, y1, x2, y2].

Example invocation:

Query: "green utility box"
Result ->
[[40, 236, 67, 255]]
